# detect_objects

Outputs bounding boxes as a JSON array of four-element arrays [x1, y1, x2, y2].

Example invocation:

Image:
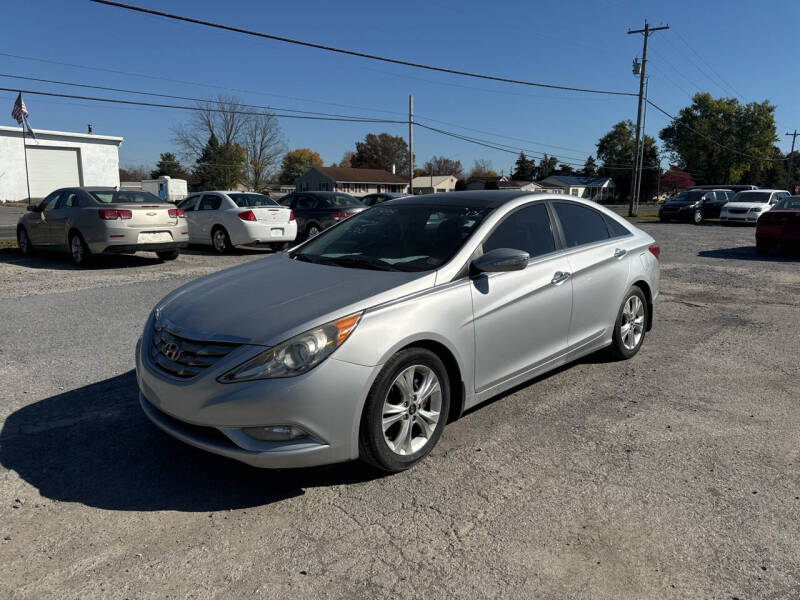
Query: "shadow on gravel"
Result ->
[[0, 371, 383, 512], [181, 244, 274, 257], [0, 247, 170, 270], [698, 246, 800, 262]]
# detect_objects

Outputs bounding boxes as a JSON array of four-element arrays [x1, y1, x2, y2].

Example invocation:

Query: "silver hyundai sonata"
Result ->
[[136, 191, 660, 472]]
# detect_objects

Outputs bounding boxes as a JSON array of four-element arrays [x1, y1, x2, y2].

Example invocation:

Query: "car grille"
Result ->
[[729, 208, 748, 214], [150, 322, 241, 378]]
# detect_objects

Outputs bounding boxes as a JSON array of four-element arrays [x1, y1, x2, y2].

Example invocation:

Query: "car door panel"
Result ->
[[471, 258, 573, 392], [47, 190, 79, 248], [29, 191, 62, 245]]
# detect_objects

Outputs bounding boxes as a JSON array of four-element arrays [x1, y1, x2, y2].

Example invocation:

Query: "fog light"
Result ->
[[243, 425, 307, 441]]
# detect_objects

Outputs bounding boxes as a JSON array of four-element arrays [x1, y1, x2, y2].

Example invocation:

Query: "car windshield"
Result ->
[[90, 190, 164, 204], [732, 191, 772, 203], [671, 190, 704, 203], [228, 193, 279, 207], [775, 197, 800, 210], [292, 204, 491, 272], [322, 194, 364, 208]]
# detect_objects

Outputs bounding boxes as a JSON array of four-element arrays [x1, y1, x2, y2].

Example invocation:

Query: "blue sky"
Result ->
[[3, 0, 799, 175]]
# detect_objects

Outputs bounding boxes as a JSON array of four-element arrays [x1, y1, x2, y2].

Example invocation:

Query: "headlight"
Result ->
[[219, 312, 362, 382], [750, 206, 763, 213]]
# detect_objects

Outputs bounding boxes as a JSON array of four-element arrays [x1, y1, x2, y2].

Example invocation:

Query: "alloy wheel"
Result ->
[[308, 226, 320, 238], [620, 294, 645, 350], [694, 210, 703, 224], [382, 365, 442, 456], [71, 235, 83, 264], [213, 230, 227, 252]]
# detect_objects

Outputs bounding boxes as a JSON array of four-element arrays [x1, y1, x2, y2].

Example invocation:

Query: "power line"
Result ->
[[89, 0, 637, 97], [0, 72, 387, 121], [0, 86, 407, 125]]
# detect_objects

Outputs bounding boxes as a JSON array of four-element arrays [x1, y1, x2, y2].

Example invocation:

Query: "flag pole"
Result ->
[[21, 117, 32, 206]]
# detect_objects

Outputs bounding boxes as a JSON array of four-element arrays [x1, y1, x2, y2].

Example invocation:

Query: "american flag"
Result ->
[[11, 92, 28, 124]]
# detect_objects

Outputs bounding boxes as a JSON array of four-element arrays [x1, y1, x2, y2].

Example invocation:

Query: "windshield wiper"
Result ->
[[293, 253, 318, 264], [316, 256, 399, 271]]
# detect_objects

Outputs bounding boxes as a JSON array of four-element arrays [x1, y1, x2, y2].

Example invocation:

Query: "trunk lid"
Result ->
[[249, 206, 291, 224], [105, 203, 178, 228]]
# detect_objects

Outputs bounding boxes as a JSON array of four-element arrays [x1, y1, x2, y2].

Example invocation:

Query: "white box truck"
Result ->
[[140, 176, 188, 203]]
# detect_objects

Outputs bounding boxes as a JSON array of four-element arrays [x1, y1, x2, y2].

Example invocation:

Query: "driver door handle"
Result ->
[[551, 271, 571, 285], [614, 248, 627, 259]]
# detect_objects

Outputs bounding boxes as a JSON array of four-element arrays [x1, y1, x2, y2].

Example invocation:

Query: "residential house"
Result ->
[[497, 180, 545, 192], [538, 175, 615, 202], [465, 175, 507, 190], [295, 166, 408, 197], [411, 175, 458, 194]]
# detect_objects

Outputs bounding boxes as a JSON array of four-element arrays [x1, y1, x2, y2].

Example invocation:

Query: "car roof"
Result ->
[[388, 190, 542, 209], [737, 189, 788, 193]]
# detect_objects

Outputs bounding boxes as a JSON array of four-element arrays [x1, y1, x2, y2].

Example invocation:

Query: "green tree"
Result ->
[[537, 154, 559, 179], [511, 152, 536, 180], [351, 133, 410, 176], [193, 134, 247, 190], [659, 93, 777, 184], [596, 120, 659, 202], [581, 155, 598, 177], [557, 163, 575, 176], [278, 148, 323, 184], [468, 158, 498, 179], [150, 152, 189, 180]]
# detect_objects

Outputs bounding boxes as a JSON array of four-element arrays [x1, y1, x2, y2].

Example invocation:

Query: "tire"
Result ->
[[755, 239, 770, 256], [305, 224, 321, 240], [693, 209, 704, 224], [211, 227, 232, 254], [269, 242, 288, 252], [17, 227, 33, 256], [359, 348, 450, 472], [659, 216, 669, 223], [609, 287, 648, 360], [156, 249, 180, 261], [69, 231, 92, 267]]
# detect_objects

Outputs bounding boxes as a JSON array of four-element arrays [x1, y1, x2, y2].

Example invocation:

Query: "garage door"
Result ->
[[27, 147, 82, 199]]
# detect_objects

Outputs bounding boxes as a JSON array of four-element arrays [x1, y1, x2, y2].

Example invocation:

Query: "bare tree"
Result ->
[[173, 95, 285, 189]]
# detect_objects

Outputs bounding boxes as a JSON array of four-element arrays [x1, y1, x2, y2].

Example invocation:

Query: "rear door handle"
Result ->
[[614, 248, 627, 259], [551, 271, 571, 285]]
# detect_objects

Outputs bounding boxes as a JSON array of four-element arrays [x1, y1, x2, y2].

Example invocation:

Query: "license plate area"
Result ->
[[270, 228, 284, 237], [138, 231, 173, 243]]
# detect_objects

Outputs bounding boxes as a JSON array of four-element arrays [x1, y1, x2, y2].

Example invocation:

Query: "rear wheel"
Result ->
[[69, 231, 92, 267], [609, 287, 648, 360], [211, 227, 232, 254], [156, 249, 180, 261], [305, 223, 321, 240], [359, 348, 450, 472], [17, 227, 33, 256]]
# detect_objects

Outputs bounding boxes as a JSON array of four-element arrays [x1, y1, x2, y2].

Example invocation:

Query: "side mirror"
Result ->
[[26, 205, 39, 212], [471, 248, 530, 274]]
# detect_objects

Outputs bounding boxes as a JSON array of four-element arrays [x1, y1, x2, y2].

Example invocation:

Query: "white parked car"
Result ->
[[177, 191, 297, 252], [720, 189, 790, 225]]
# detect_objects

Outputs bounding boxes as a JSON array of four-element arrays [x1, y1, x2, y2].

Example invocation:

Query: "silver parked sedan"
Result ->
[[17, 187, 189, 266], [136, 191, 660, 472]]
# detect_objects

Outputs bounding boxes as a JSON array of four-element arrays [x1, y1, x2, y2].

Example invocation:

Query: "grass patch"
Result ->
[[0, 240, 19, 249], [1, 201, 30, 207], [609, 206, 660, 223]]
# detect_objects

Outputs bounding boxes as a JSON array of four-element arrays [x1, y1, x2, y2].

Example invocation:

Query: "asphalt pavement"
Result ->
[[0, 205, 25, 241], [1, 221, 799, 599]]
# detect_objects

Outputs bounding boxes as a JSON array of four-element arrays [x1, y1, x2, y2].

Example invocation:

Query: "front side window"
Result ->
[[553, 202, 611, 247], [731, 191, 772, 204], [60, 191, 80, 208], [293, 204, 491, 272], [295, 195, 318, 210], [39, 191, 62, 211], [483, 203, 556, 258]]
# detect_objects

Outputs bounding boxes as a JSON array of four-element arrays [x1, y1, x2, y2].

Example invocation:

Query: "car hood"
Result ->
[[155, 254, 435, 346], [724, 202, 770, 210]]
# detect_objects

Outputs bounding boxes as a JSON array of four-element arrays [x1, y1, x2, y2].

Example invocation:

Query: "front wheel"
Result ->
[[609, 287, 648, 360], [756, 239, 770, 256], [359, 348, 450, 472], [693, 209, 704, 224], [156, 249, 180, 261], [17, 227, 33, 256]]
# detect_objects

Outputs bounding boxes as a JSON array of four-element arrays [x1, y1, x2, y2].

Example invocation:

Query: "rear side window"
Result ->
[[199, 195, 222, 210], [483, 203, 556, 258], [604, 215, 630, 238], [178, 195, 199, 211], [324, 194, 362, 208], [553, 202, 611, 247]]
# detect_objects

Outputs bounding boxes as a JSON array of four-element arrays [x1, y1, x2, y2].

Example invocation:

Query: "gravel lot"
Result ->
[[1, 221, 799, 599]]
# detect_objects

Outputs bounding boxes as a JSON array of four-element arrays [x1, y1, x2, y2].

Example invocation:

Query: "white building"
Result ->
[[0, 126, 122, 202], [411, 175, 458, 194], [538, 175, 616, 202]]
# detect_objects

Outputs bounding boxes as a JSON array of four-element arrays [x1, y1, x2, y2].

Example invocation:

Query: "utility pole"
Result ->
[[627, 21, 668, 216], [408, 95, 414, 195], [786, 130, 798, 192]]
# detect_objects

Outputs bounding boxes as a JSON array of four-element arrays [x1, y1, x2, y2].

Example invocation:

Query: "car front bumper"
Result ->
[[135, 336, 379, 468], [720, 213, 760, 224]]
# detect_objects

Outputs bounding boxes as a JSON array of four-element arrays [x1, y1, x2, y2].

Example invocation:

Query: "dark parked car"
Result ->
[[659, 188, 734, 224], [755, 195, 800, 254], [279, 191, 365, 240], [360, 192, 408, 207]]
